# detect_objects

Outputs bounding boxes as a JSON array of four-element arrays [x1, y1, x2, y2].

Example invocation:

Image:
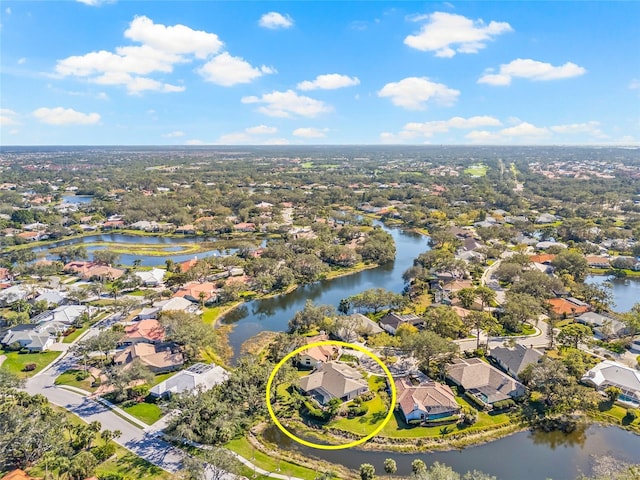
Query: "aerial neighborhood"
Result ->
[[1, 147, 640, 480]]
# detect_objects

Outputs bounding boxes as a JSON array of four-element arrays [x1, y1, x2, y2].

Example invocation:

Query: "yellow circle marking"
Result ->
[[265, 340, 397, 450]]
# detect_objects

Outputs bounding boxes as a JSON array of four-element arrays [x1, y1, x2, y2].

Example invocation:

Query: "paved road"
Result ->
[[26, 350, 186, 473]]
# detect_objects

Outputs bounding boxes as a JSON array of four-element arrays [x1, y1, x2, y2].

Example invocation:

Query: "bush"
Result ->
[[358, 391, 375, 402], [625, 408, 638, 422], [76, 370, 90, 381], [348, 403, 368, 417], [23, 363, 37, 372], [464, 391, 487, 410], [99, 473, 126, 480], [92, 442, 116, 462], [492, 399, 516, 411], [462, 411, 478, 425]]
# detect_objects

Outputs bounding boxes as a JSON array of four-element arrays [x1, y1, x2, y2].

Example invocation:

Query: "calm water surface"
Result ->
[[265, 424, 640, 479], [222, 225, 429, 358], [586, 275, 640, 313]]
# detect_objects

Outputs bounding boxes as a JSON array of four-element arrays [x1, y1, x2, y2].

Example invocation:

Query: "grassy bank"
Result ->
[[0, 349, 61, 377]]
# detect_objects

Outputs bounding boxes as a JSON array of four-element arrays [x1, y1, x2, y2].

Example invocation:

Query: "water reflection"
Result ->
[[529, 422, 588, 449]]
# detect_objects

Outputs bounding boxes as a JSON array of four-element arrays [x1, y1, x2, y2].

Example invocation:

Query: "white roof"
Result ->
[[582, 360, 640, 395], [33, 305, 88, 324], [150, 362, 228, 396], [135, 268, 166, 284], [154, 296, 193, 312]]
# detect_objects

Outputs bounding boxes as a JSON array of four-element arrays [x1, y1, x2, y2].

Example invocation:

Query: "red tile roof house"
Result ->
[[173, 281, 218, 305], [395, 377, 461, 423], [233, 222, 256, 232], [102, 220, 125, 230], [122, 319, 165, 344], [547, 297, 590, 317]]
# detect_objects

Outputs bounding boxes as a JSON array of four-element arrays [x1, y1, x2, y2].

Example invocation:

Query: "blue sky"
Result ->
[[1, 1, 638, 146]]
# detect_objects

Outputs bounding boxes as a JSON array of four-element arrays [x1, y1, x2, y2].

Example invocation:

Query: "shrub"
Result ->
[[92, 442, 116, 462], [492, 399, 516, 411], [625, 408, 638, 422], [359, 391, 375, 402], [76, 370, 90, 381], [463, 411, 478, 425], [98, 472, 126, 480], [464, 391, 487, 410], [348, 403, 368, 417], [23, 363, 37, 372]]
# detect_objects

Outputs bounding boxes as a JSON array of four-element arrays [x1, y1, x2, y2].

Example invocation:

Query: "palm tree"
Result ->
[[383, 459, 397, 479]]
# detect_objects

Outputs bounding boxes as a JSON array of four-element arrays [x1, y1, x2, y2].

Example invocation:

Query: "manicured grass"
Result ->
[[55, 369, 97, 392], [464, 164, 488, 177], [323, 262, 377, 280], [151, 371, 177, 386], [0, 349, 61, 377], [62, 324, 90, 343], [226, 436, 318, 480], [122, 402, 163, 425], [330, 393, 388, 435], [379, 395, 511, 439]]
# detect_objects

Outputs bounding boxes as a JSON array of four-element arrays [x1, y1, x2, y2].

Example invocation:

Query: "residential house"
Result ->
[[179, 257, 198, 273], [489, 345, 543, 380], [0, 285, 28, 305], [175, 224, 196, 235], [32, 305, 88, 325], [137, 307, 160, 320], [298, 361, 369, 405], [395, 377, 460, 423], [576, 312, 629, 339], [102, 220, 125, 230], [1, 469, 40, 480], [149, 362, 229, 398], [233, 222, 256, 232], [446, 357, 526, 405], [173, 282, 217, 305], [33, 290, 65, 306], [547, 297, 590, 317], [134, 268, 166, 287], [298, 342, 339, 368], [63, 261, 124, 281], [581, 360, 640, 407], [585, 256, 611, 269], [529, 254, 556, 264], [536, 241, 567, 250], [334, 313, 383, 341], [153, 296, 195, 313], [113, 343, 183, 373], [122, 319, 165, 344], [1, 324, 58, 352], [379, 312, 423, 335]]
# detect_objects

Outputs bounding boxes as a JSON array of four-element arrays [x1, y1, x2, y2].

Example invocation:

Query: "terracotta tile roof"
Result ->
[[1, 470, 39, 480], [124, 319, 165, 342], [529, 254, 556, 264], [547, 298, 590, 316]]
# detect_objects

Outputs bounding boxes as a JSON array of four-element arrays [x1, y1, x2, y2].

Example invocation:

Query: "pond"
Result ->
[[31, 233, 254, 267], [263, 424, 640, 479], [222, 225, 429, 359], [586, 275, 640, 313], [61, 194, 94, 204]]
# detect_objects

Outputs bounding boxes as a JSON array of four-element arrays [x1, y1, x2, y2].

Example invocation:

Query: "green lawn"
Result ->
[[380, 395, 511, 439], [464, 164, 488, 177], [122, 402, 163, 425], [226, 436, 318, 480], [0, 349, 61, 377], [55, 369, 97, 392], [62, 324, 90, 343], [151, 371, 177, 386]]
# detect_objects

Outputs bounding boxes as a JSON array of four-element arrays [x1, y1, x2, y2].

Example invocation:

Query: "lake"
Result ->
[[222, 225, 429, 359], [586, 275, 640, 313], [32, 233, 246, 267], [61, 194, 94, 204], [263, 424, 640, 479]]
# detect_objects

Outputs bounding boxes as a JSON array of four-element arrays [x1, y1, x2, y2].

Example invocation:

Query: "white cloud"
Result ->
[[124, 15, 223, 59], [32, 107, 100, 125], [241, 90, 332, 118], [629, 79, 640, 90], [17, 57, 26, 65], [246, 125, 277, 134], [500, 122, 550, 137], [163, 130, 185, 138], [478, 59, 586, 86], [550, 121, 607, 138], [198, 52, 274, 86], [404, 12, 512, 57], [5, 7, 11, 14], [217, 132, 252, 144], [293, 127, 328, 138], [381, 115, 501, 142], [0, 109, 20, 126], [55, 16, 227, 94], [259, 12, 293, 29], [377, 77, 459, 110], [297, 74, 360, 91]]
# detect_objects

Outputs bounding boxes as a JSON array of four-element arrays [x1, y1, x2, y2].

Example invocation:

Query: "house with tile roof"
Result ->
[[122, 319, 165, 344], [149, 362, 228, 398], [446, 357, 526, 406], [489, 344, 544, 380], [581, 360, 640, 407], [298, 361, 369, 405], [395, 377, 460, 423], [113, 343, 183, 373], [379, 312, 423, 335]]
